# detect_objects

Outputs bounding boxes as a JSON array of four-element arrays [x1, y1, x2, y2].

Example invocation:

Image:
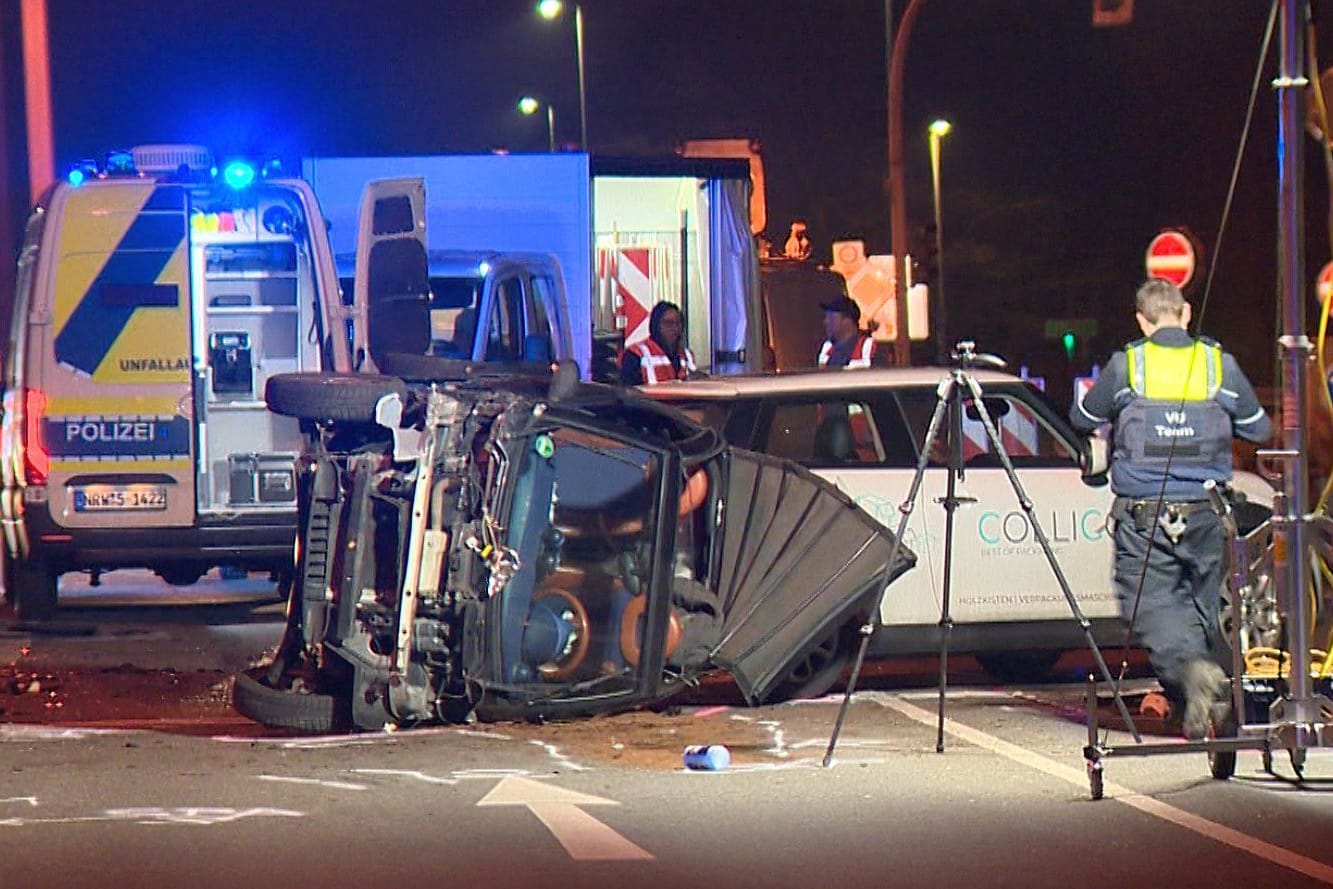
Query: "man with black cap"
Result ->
[[817, 296, 879, 369]]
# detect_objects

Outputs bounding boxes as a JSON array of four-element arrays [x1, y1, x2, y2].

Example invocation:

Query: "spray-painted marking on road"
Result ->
[[257, 775, 368, 791], [528, 739, 589, 771], [0, 725, 124, 741], [878, 695, 1333, 886], [0, 806, 302, 827], [478, 775, 652, 861], [0, 797, 38, 807], [213, 733, 389, 749]]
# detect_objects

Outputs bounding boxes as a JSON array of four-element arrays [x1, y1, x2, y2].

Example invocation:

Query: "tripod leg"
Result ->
[[936, 375, 968, 753], [956, 373, 1142, 743], [823, 376, 959, 767]]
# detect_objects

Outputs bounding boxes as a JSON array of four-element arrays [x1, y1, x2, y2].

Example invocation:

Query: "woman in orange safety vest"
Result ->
[[620, 301, 698, 385]]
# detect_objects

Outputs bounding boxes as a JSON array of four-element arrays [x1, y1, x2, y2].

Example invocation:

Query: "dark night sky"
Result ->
[[31, 0, 1328, 393]]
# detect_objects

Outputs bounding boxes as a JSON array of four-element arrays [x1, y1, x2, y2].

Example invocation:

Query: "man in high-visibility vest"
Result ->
[[1071, 278, 1271, 740], [621, 301, 698, 386], [817, 296, 878, 369]]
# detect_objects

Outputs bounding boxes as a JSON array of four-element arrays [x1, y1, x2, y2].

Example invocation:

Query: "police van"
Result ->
[[0, 145, 564, 619]]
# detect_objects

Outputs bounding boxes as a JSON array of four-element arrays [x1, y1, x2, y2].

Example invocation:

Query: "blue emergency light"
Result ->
[[222, 160, 257, 190], [66, 159, 100, 187], [103, 150, 137, 177]]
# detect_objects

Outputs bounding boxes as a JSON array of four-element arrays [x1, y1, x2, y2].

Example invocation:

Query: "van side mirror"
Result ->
[[1082, 435, 1109, 480]]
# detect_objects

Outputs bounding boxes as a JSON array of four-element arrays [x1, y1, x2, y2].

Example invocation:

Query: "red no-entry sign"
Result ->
[[1145, 230, 1197, 288]]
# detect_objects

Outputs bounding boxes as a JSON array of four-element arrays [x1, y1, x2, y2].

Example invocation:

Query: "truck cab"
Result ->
[[336, 248, 572, 369]]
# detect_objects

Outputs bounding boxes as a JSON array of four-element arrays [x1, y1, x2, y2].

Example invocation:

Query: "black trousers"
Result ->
[[1110, 498, 1225, 700]]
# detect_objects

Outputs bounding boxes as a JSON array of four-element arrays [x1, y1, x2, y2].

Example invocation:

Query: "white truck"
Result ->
[[303, 152, 764, 380]]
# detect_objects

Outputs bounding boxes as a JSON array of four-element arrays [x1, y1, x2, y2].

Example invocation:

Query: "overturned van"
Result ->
[[232, 369, 915, 730], [0, 146, 571, 619]]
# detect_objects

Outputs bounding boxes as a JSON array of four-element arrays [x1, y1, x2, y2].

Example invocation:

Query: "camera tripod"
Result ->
[[823, 341, 1139, 765]]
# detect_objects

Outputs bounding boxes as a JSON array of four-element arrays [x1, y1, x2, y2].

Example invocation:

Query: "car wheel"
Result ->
[[12, 558, 58, 622], [976, 650, 1063, 684], [155, 564, 205, 587], [761, 624, 855, 704], [232, 666, 350, 733], [1207, 703, 1238, 781], [264, 373, 406, 423]]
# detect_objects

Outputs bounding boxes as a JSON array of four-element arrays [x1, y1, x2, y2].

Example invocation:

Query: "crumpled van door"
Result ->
[[352, 178, 429, 372], [710, 449, 916, 702]]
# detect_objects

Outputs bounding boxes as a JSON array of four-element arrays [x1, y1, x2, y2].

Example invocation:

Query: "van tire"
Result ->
[[232, 667, 349, 733], [12, 559, 58, 621], [265, 373, 406, 423]]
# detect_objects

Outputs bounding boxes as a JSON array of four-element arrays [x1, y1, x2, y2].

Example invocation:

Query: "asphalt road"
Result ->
[[1, 571, 1331, 889]]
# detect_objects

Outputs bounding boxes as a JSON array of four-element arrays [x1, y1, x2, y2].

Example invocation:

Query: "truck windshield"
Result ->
[[428, 277, 482, 359], [496, 426, 661, 696]]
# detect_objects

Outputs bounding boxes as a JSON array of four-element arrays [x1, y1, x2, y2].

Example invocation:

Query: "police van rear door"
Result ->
[[42, 180, 196, 528]]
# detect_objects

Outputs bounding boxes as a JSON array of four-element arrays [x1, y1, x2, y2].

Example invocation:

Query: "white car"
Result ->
[[644, 366, 1273, 686]]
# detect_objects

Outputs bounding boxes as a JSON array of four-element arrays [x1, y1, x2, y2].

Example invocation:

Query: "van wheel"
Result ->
[[761, 624, 855, 704], [12, 559, 58, 621], [264, 373, 407, 423], [976, 650, 1063, 684], [232, 667, 350, 733]]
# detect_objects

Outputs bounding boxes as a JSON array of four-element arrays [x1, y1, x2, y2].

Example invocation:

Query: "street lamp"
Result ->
[[518, 95, 556, 152], [927, 118, 951, 361], [536, 0, 587, 150]]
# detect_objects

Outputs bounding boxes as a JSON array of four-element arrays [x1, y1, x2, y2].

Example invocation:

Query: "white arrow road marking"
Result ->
[[477, 775, 653, 861]]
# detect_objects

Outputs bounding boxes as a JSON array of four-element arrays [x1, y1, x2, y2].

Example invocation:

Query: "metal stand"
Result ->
[[823, 341, 1138, 766], [1083, 0, 1333, 798]]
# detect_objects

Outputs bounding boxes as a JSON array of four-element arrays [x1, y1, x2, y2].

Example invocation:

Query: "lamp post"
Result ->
[[887, 0, 927, 366], [518, 95, 556, 152], [927, 118, 951, 361], [536, 0, 587, 151]]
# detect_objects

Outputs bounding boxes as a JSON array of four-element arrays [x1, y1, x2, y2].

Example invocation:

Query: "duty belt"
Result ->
[[1124, 498, 1210, 543]]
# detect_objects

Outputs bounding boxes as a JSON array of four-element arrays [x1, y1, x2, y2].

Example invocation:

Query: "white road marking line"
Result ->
[[257, 775, 367, 791], [0, 796, 38, 806], [880, 696, 1333, 885], [351, 768, 458, 786], [478, 775, 652, 861]]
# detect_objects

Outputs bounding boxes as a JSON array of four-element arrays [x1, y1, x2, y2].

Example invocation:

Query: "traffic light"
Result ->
[[1061, 330, 1077, 359]]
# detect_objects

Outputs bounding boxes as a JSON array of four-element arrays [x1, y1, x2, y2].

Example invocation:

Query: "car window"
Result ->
[[757, 399, 886, 468], [895, 386, 1078, 469]]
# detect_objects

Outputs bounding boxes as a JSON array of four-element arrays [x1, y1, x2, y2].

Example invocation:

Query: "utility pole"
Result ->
[[887, 0, 926, 366]]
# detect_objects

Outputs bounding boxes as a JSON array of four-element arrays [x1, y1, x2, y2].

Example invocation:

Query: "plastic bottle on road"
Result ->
[[683, 744, 730, 770]]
